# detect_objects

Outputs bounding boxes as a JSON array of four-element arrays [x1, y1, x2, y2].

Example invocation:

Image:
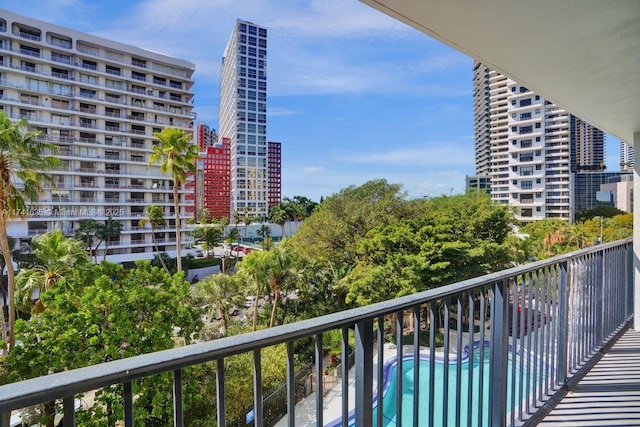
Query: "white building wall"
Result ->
[[0, 10, 196, 262], [477, 67, 571, 222]]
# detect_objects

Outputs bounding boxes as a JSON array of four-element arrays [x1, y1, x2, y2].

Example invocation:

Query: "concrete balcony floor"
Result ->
[[539, 328, 640, 426]]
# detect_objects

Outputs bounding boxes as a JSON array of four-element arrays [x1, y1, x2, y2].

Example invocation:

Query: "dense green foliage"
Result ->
[[3, 260, 201, 426], [519, 213, 633, 260], [339, 193, 516, 305]]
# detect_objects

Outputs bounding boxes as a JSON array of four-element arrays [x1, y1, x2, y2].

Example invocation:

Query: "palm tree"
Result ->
[[0, 111, 60, 348], [263, 247, 296, 328], [98, 216, 123, 261], [237, 251, 270, 331], [139, 205, 170, 274], [74, 218, 98, 260], [257, 224, 271, 250], [243, 210, 252, 239], [194, 274, 244, 335], [269, 206, 287, 240], [149, 128, 198, 273], [15, 230, 89, 313]]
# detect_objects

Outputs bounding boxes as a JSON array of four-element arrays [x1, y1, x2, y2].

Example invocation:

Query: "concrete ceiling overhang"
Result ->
[[360, 0, 640, 144]]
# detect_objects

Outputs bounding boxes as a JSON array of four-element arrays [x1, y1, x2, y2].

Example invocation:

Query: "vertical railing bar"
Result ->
[[341, 327, 349, 427], [377, 315, 385, 427], [443, 299, 451, 427], [489, 279, 508, 427], [429, 302, 436, 427], [173, 369, 184, 427], [455, 295, 463, 427], [543, 266, 552, 398], [413, 305, 420, 427], [550, 266, 558, 391], [355, 318, 374, 427], [510, 280, 518, 425], [467, 290, 475, 427], [585, 256, 592, 357], [0, 412, 5, 427], [123, 381, 133, 427], [253, 349, 264, 426], [286, 341, 295, 427], [557, 261, 569, 388], [540, 268, 548, 401], [532, 272, 540, 409], [478, 290, 486, 426], [216, 358, 226, 427], [518, 273, 526, 421], [526, 273, 534, 414], [63, 396, 75, 427], [396, 310, 404, 427], [315, 334, 323, 427]]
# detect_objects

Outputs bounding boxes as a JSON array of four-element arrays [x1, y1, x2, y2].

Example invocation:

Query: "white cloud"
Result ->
[[268, 108, 300, 117], [302, 166, 324, 175], [340, 146, 474, 167]]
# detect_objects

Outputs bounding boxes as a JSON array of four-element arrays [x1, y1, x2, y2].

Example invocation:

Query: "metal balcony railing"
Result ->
[[0, 239, 633, 426]]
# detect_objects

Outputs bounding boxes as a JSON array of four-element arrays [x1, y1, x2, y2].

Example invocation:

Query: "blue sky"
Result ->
[[2, 0, 619, 202]]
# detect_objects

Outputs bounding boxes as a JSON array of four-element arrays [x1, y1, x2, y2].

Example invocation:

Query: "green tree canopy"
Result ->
[[288, 179, 410, 266], [339, 193, 516, 306], [575, 205, 625, 222], [3, 260, 201, 426]]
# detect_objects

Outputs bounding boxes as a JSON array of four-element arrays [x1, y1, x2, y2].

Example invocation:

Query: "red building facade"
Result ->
[[200, 137, 231, 220]]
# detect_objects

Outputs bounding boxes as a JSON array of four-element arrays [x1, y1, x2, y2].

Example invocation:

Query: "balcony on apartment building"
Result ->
[[0, 239, 633, 426]]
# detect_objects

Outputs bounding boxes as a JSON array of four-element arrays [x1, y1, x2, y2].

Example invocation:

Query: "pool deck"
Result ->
[[537, 328, 640, 426]]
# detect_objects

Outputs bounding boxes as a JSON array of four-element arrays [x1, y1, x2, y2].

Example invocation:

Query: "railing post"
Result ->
[[596, 250, 604, 348], [355, 318, 374, 427], [557, 261, 569, 388], [173, 369, 183, 427], [63, 396, 75, 427], [625, 243, 635, 326], [489, 279, 508, 427]]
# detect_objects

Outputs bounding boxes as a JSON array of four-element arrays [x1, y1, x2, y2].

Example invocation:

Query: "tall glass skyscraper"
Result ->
[[219, 20, 269, 219]]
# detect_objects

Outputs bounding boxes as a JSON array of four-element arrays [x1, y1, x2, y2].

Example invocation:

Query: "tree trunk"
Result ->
[[269, 289, 280, 328], [103, 238, 109, 262], [44, 401, 55, 427], [151, 228, 170, 274], [174, 178, 182, 273], [0, 214, 15, 349], [252, 285, 260, 332]]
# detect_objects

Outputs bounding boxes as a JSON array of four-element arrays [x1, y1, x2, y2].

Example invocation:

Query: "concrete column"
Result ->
[[633, 132, 640, 330]]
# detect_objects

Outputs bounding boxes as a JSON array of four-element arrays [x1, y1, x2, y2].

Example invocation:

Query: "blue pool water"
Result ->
[[328, 344, 536, 427]]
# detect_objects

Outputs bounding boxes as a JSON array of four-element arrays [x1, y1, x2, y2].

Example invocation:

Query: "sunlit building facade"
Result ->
[[473, 62, 605, 223], [0, 10, 195, 262], [219, 19, 268, 218]]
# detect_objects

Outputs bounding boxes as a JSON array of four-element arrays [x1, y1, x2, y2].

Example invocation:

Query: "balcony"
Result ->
[[0, 240, 633, 426]]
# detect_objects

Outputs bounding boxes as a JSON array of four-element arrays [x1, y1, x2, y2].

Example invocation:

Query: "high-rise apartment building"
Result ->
[[620, 141, 634, 172], [219, 20, 269, 219], [0, 10, 195, 262], [473, 61, 605, 223], [570, 115, 604, 172]]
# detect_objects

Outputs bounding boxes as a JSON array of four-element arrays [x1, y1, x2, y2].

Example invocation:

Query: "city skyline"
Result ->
[[1, 0, 621, 202]]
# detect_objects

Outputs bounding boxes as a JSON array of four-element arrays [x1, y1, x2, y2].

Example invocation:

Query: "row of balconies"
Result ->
[[2, 55, 192, 101], [0, 75, 193, 115], [2, 110, 191, 135], [1, 34, 191, 80]]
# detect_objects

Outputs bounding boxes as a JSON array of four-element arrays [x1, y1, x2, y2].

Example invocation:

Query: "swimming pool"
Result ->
[[327, 343, 536, 427]]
